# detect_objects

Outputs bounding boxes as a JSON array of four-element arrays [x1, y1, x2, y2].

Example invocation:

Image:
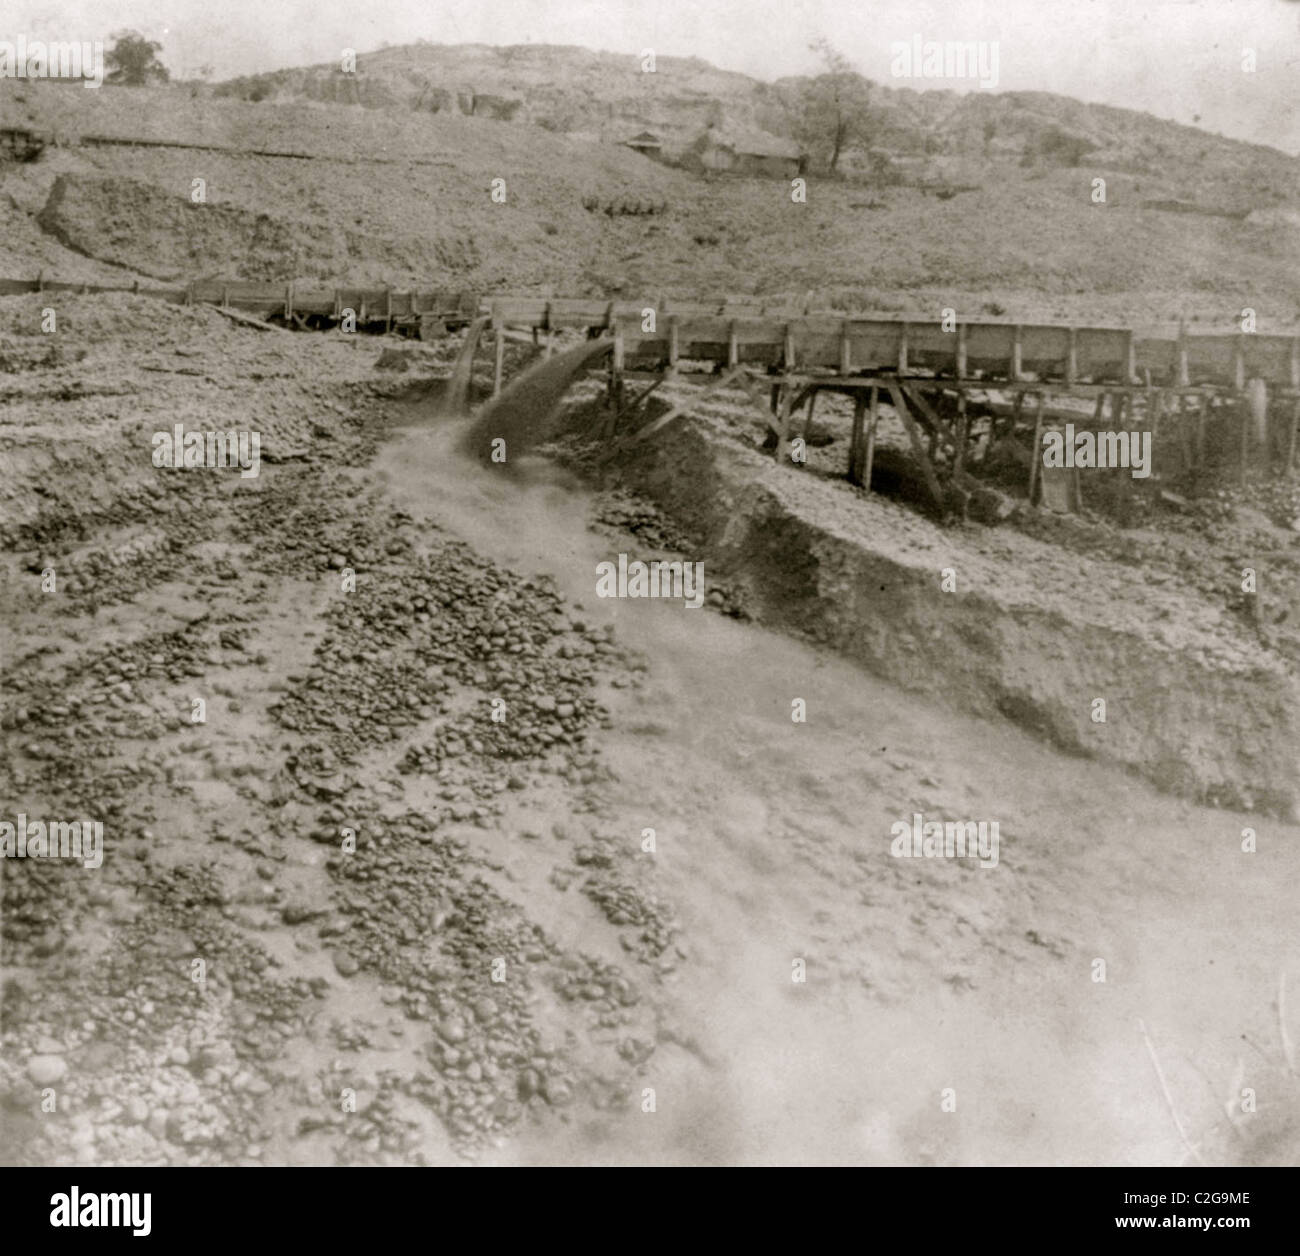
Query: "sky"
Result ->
[[7, 0, 1300, 152]]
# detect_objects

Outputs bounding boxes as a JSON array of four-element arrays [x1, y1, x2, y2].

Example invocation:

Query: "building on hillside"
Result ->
[[684, 125, 805, 178], [621, 130, 664, 160], [0, 127, 46, 163]]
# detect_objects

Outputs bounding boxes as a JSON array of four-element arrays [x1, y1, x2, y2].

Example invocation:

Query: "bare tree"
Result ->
[[793, 39, 874, 174]]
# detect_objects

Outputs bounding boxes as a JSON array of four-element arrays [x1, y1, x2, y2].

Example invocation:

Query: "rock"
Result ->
[[540, 1076, 572, 1106], [333, 951, 360, 977], [374, 348, 410, 372], [968, 486, 1017, 525], [123, 1096, 150, 1125], [26, 1054, 67, 1085]]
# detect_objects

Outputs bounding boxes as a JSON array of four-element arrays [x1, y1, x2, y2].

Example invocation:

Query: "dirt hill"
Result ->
[[1, 46, 1299, 325], [205, 41, 1300, 204]]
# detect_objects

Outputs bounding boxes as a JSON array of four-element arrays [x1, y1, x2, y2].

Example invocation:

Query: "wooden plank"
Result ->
[[212, 304, 282, 332]]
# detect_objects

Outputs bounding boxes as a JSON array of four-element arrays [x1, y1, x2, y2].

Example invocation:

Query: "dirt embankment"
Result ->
[[610, 417, 1300, 819]]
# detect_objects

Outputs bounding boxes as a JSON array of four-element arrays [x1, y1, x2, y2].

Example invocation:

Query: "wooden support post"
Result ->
[[898, 321, 909, 374], [956, 321, 967, 380], [802, 389, 818, 442], [773, 381, 794, 462], [1066, 326, 1077, 384], [849, 393, 865, 484], [840, 321, 852, 375], [864, 385, 879, 489], [954, 394, 968, 476], [286, 282, 295, 324], [887, 385, 945, 509], [1176, 394, 1191, 473], [492, 308, 505, 397], [1028, 393, 1046, 505], [728, 321, 738, 369], [1177, 321, 1190, 387], [1126, 329, 1137, 384], [1147, 389, 1163, 480], [668, 315, 680, 376], [1197, 397, 1207, 467], [784, 323, 795, 372], [1234, 336, 1246, 393], [1088, 390, 1107, 487], [1006, 389, 1026, 442], [1241, 394, 1250, 488], [611, 321, 625, 414], [1012, 324, 1023, 381], [221, 283, 230, 308]]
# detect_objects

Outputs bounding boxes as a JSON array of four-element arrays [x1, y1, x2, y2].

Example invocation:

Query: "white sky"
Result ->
[[9, 0, 1300, 153]]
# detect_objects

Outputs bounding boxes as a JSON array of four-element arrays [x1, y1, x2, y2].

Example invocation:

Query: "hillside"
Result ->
[[1, 45, 1299, 326], [206, 41, 1300, 206]]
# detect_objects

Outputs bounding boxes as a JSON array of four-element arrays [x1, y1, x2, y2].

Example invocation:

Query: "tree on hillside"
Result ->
[[105, 31, 170, 86], [792, 39, 874, 174]]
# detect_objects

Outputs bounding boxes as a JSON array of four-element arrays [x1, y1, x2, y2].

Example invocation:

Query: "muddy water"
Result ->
[[376, 416, 1300, 1167]]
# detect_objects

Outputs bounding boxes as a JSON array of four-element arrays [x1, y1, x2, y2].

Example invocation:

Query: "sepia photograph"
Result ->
[[1, 0, 1297, 1228]]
